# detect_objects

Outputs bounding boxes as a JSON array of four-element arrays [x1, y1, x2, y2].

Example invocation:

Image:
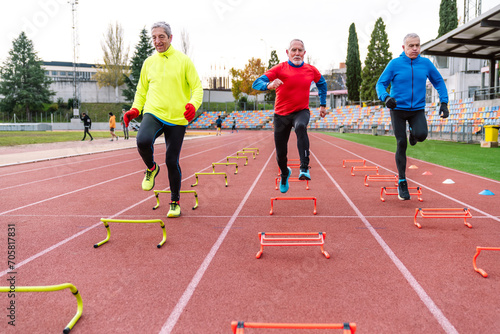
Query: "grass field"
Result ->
[[0, 131, 136, 146]]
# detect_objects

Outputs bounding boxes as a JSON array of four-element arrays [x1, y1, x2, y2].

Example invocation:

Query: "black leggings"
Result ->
[[83, 126, 93, 140], [390, 109, 427, 179], [136, 113, 186, 201], [273, 109, 310, 176]]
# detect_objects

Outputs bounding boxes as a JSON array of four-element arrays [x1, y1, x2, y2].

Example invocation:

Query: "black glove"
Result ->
[[439, 102, 449, 118], [385, 96, 397, 109]]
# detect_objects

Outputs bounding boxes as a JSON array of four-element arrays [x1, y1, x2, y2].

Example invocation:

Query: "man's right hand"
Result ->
[[385, 96, 397, 109], [267, 79, 283, 90], [123, 108, 140, 127]]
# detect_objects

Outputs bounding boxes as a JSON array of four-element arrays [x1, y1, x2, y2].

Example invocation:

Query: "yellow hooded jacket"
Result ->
[[132, 46, 203, 126]]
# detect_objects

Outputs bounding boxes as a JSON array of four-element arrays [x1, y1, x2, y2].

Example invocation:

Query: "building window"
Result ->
[[60, 71, 66, 76], [52, 71, 57, 75], [468, 86, 479, 98], [435, 56, 448, 69]]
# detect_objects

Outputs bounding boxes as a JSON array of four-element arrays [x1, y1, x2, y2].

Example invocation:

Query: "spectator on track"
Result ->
[[122, 21, 203, 218], [376, 33, 449, 200], [216, 115, 222, 136], [252, 39, 327, 193], [231, 117, 237, 133], [80, 112, 93, 141], [120, 109, 129, 140], [108, 112, 118, 141]]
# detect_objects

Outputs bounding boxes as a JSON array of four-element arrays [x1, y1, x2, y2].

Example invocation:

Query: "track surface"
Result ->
[[1, 131, 499, 333]]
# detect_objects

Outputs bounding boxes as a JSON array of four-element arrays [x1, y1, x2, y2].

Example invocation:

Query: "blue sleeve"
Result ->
[[427, 61, 448, 104], [316, 75, 327, 105], [252, 75, 270, 91], [376, 61, 394, 102]]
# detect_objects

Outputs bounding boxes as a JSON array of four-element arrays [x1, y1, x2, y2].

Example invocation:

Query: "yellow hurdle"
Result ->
[[0, 283, 83, 333], [191, 172, 228, 187], [94, 218, 166, 248], [212, 162, 238, 174], [227, 156, 248, 166], [236, 150, 256, 159], [153, 190, 199, 210], [242, 147, 259, 155]]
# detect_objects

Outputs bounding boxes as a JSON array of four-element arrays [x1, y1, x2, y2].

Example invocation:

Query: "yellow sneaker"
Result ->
[[142, 163, 160, 191], [167, 201, 181, 218]]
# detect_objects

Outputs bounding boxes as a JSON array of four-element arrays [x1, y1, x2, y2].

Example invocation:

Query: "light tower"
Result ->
[[463, 0, 482, 23], [69, 0, 81, 118]]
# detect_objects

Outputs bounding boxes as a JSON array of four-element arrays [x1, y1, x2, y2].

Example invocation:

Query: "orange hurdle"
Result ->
[[381, 186, 423, 202], [275, 177, 309, 190], [350, 166, 378, 176], [364, 174, 398, 187], [414, 208, 472, 229], [473, 247, 500, 278], [231, 321, 356, 333], [256, 232, 330, 259], [270, 197, 317, 215], [342, 159, 365, 168], [277, 163, 301, 175]]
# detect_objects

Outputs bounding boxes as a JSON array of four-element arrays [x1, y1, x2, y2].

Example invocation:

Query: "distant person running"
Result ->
[[80, 112, 93, 141], [216, 115, 222, 136], [231, 117, 237, 133], [123, 21, 203, 218], [108, 112, 118, 141], [120, 109, 129, 140], [253, 38, 327, 193], [376, 33, 448, 200]]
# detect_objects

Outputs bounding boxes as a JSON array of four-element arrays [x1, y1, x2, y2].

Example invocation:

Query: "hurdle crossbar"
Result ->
[[414, 208, 472, 229], [342, 159, 366, 168], [381, 186, 423, 202], [94, 218, 166, 248], [153, 190, 198, 210], [275, 177, 309, 190], [237, 150, 256, 159], [231, 321, 356, 334], [242, 147, 259, 154], [473, 246, 500, 278], [270, 197, 317, 215], [364, 174, 398, 187], [256, 232, 330, 259], [0, 283, 83, 333], [351, 166, 379, 176], [191, 172, 228, 187], [227, 156, 248, 166]]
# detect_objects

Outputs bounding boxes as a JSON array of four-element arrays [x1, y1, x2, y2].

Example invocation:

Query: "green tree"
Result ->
[[94, 22, 130, 102], [0, 32, 54, 120], [264, 50, 280, 103], [438, 0, 458, 37], [122, 28, 154, 103], [229, 57, 266, 101], [360, 17, 392, 102], [346, 23, 362, 103]]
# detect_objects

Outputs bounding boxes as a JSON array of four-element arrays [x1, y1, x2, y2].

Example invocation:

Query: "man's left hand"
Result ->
[[439, 102, 449, 118], [319, 106, 327, 118], [184, 103, 196, 122]]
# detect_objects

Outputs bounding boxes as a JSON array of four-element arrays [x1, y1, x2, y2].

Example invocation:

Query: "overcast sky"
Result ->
[[1, 0, 499, 80]]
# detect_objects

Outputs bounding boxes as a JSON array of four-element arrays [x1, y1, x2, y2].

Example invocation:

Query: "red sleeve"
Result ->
[[311, 65, 321, 83], [264, 63, 283, 81]]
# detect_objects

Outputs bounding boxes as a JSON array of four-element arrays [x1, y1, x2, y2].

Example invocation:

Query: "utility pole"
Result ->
[[463, 0, 482, 24], [69, 0, 81, 118]]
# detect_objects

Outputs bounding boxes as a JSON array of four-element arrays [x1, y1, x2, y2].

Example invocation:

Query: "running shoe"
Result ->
[[298, 166, 311, 180], [398, 180, 411, 200], [279, 167, 292, 193], [409, 128, 417, 146], [142, 163, 160, 191], [167, 201, 181, 218]]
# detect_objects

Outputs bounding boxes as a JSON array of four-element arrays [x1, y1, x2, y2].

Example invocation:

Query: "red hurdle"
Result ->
[[231, 321, 357, 333], [256, 232, 329, 259], [342, 159, 365, 168], [381, 186, 423, 202], [275, 177, 309, 190], [350, 166, 378, 176], [270, 197, 317, 215], [473, 247, 500, 278], [414, 208, 472, 229], [364, 174, 398, 187]]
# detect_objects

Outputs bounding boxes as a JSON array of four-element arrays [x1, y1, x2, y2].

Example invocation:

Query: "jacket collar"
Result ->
[[157, 45, 176, 58], [287, 60, 304, 68], [399, 51, 421, 62]]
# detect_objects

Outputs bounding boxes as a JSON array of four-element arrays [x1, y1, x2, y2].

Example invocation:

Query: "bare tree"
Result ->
[[180, 28, 191, 57], [94, 22, 130, 102]]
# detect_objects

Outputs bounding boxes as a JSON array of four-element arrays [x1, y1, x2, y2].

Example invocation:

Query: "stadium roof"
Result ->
[[421, 4, 500, 61]]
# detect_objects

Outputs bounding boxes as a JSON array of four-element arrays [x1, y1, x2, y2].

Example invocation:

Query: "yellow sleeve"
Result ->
[[132, 59, 150, 112], [185, 58, 203, 110]]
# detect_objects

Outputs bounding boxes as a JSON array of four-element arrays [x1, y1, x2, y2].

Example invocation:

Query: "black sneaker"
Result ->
[[409, 131, 417, 146], [398, 180, 411, 200]]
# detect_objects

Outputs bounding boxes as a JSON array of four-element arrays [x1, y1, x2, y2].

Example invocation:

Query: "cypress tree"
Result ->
[[345, 23, 362, 103], [438, 0, 458, 37]]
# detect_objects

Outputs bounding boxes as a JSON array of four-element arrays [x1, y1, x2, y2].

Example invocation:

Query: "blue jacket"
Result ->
[[376, 52, 448, 111]]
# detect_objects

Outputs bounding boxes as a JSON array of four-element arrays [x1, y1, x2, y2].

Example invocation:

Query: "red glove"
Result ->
[[184, 103, 196, 122], [123, 108, 140, 127]]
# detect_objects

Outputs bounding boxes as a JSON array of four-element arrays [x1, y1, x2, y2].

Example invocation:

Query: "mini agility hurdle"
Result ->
[[236, 150, 256, 159], [227, 156, 248, 166], [364, 174, 398, 187], [231, 321, 356, 333], [242, 147, 259, 155], [270, 197, 317, 215], [256, 232, 330, 259], [350, 165, 379, 176], [94, 218, 166, 248], [275, 177, 309, 190], [277, 163, 301, 175], [342, 159, 365, 168], [212, 162, 238, 174], [0, 283, 83, 333], [473, 247, 500, 278], [413, 208, 472, 229], [381, 186, 423, 202], [153, 190, 198, 210], [191, 172, 228, 187]]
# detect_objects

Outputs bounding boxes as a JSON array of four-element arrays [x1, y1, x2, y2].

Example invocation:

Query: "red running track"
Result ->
[[0, 130, 499, 333]]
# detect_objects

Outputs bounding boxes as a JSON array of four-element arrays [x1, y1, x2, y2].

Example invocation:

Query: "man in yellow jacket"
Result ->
[[123, 21, 203, 218]]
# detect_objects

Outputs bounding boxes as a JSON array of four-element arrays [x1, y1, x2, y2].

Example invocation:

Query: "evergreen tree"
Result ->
[[122, 28, 154, 102], [438, 0, 458, 37], [345, 23, 362, 103], [264, 50, 280, 104], [360, 18, 392, 102], [0, 32, 54, 120]]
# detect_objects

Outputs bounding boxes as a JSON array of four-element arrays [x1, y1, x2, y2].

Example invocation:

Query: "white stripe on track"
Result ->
[[158, 149, 275, 334], [311, 150, 459, 334]]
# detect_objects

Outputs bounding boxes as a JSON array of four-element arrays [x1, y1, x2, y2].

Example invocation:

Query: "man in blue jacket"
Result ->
[[376, 33, 449, 200]]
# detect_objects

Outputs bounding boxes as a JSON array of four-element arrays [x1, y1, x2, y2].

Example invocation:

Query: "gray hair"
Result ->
[[151, 21, 172, 37], [403, 33, 419, 44], [288, 39, 305, 50]]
